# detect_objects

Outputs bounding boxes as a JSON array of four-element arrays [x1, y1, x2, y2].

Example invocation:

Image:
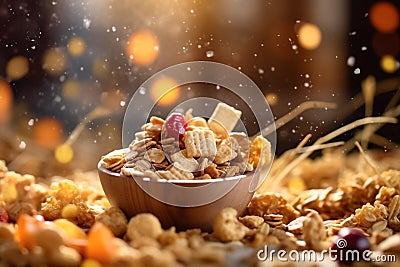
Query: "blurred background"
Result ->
[[0, 0, 399, 177]]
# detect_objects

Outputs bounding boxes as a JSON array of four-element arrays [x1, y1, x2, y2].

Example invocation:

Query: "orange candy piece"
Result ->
[[53, 219, 87, 239], [86, 222, 115, 263], [15, 214, 44, 250], [53, 219, 88, 255]]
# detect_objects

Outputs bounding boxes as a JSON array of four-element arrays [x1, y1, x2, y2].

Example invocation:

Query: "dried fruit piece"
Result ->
[[15, 214, 44, 250], [0, 207, 9, 223], [86, 222, 115, 264], [331, 227, 370, 263], [53, 219, 87, 239], [164, 113, 187, 140]]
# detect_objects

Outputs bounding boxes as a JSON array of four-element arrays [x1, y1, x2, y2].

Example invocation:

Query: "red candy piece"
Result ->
[[164, 113, 187, 140], [331, 227, 370, 263], [0, 207, 8, 223]]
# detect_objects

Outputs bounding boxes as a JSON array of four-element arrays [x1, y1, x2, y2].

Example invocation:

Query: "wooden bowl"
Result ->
[[97, 161, 256, 232]]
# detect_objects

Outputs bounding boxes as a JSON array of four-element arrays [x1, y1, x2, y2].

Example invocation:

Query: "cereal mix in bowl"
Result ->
[[100, 102, 272, 181]]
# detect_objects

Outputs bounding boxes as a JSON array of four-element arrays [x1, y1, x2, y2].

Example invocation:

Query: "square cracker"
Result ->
[[208, 103, 242, 138], [183, 130, 216, 158]]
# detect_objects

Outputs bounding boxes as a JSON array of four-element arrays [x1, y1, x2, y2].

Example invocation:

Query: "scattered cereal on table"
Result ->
[[213, 207, 250, 242], [126, 213, 163, 240], [1, 122, 400, 267], [95, 206, 128, 237]]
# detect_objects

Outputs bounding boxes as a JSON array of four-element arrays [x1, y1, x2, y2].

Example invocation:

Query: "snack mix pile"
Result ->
[[0, 102, 400, 267]]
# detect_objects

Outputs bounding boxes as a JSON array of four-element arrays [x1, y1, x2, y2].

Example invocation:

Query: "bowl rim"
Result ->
[[97, 160, 251, 185]]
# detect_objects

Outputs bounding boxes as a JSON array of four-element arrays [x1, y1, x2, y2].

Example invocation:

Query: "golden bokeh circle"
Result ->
[[6, 56, 29, 80]]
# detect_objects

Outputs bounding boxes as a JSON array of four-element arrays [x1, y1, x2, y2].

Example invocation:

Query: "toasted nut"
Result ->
[[213, 208, 249, 242], [187, 117, 208, 128], [150, 116, 165, 125], [126, 213, 163, 240], [96, 207, 128, 237], [145, 148, 165, 164], [239, 215, 264, 229], [205, 164, 220, 179]]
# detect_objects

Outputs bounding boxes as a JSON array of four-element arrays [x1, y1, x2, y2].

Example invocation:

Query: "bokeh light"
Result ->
[[6, 56, 29, 80], [92, 59, 110, 78], [370, 2, 399, 33], [54, 144, 74, 164], [67, 37, 86, 57], [127, 31, 159, 66], [0, 79, 13, 124], [62, 79, 81, 100], [42, 47, 67, 75], [33, 117, 63, 148], [380, 55, 398, 73], [150, 77, 179, 106], [101, 89, 125, 111], [265, 93, 278, 106], [297, 22, 322, 50]]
